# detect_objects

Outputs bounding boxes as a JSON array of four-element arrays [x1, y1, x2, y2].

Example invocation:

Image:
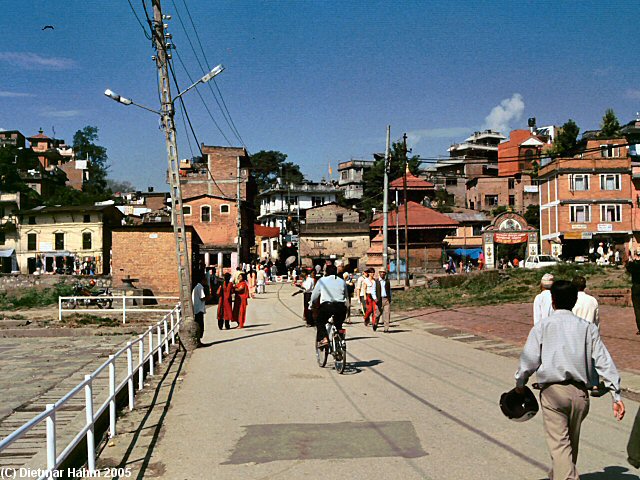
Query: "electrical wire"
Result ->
[[126, 0, 152, 39]]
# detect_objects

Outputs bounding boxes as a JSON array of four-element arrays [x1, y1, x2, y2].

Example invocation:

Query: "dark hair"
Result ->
[[325, 264, 338, 277], [224, 273, 231, 283], [571, 276, 587, 292], [551, 280, 578, 310], [193, 270, 204, 283], [238, 273, 246, 281]]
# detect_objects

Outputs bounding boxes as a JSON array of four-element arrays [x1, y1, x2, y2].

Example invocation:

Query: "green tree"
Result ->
[[0, 147, 41, 208], [598, 108, 621, 138], [523, 204, 540, 227], [361, 140, 421, 217], [550, 119, 580, 158], [73, 126, 109, 196], [250, 150, 304, 209]]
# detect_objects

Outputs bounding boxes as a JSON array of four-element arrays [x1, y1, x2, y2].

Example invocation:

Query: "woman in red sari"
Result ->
[[216, 273, 234, 330], [232, 273, 250, 328]]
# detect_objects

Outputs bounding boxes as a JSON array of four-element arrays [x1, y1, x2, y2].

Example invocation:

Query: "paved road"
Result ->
[[113, 284, 639, 479]]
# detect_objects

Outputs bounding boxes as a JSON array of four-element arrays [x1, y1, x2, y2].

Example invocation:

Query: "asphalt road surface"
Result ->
[[146, 283, 638, 480]]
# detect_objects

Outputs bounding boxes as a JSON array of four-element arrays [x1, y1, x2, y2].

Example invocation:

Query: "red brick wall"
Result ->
[[183, 196, 237, 247], [112, 227, 197, 296]]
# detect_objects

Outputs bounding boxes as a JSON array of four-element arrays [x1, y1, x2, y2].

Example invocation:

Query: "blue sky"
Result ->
[[1, 1, 639, 191]]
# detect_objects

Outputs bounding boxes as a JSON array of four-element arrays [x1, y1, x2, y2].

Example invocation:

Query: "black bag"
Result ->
[[628, 406, 640, 469]]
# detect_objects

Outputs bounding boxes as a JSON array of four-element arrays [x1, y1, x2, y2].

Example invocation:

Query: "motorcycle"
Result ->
[[62, 281, 113, 309]]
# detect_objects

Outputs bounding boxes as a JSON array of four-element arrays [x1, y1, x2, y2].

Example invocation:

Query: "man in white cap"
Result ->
[[533, 273, 554, 325]]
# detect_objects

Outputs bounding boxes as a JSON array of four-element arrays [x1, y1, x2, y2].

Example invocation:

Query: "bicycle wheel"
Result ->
[[316, 339, 328, 368], [333, 335, 347, 374]]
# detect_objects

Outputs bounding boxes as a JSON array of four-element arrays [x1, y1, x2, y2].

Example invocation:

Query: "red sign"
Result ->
[[494, 232, 528, 244]]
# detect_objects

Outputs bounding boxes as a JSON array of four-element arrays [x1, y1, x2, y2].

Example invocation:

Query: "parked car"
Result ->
[[523, 254, 561, 269]]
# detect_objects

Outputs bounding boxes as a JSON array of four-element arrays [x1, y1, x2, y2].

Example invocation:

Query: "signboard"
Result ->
[[582, 232, 593, 239], [40, 242, 53, 252], [524, 185, 539, 193], [563, 232, 583, 240], [571, 224, 587, 230], [597, 223, 613, 232], [494, 232, 528, 244]]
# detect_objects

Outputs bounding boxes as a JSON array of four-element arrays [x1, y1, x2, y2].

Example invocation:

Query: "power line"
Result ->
[[126, 0, 152, 39]]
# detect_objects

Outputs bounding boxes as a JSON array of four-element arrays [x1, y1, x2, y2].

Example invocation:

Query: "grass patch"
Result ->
[[395, 264, 630, 311], [61, 314, 120, 327], [0, 284, 74, 310]]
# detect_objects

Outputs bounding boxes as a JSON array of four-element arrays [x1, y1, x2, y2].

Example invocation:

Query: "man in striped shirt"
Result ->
[[515, 280, 625, 480]]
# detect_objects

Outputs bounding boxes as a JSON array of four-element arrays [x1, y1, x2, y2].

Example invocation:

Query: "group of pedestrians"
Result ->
[[515, 271, 627, 479], [354, 268, 392, 332]]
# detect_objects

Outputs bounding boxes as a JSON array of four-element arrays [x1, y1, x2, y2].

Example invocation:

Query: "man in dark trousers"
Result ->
[[375, 269, 392, 333], [515, 280, 625, 479], [626, 254, 640, 335]]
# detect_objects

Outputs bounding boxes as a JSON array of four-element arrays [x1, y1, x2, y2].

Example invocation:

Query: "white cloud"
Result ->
[[0, 52, 75, 70], [40, 109, 82, 118], [0, 90, 34, 98], [482, 93, 525, 134], [405, 127, 473, 146], [625, 89, 640, 100]]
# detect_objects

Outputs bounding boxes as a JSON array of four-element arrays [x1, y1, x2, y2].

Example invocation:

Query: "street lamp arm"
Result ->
[[103, 89, 162, 115], [174, 64, 224, 101]]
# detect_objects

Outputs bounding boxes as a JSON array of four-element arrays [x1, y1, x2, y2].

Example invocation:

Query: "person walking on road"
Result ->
[[375, 269, 392, 333], [571, 276, 599, 327], [515, 280, 625, 480], [293, 271, 315, 327], [354, 269, 367, 317], [216, 273, 234, 330], [343, 272, 355, 324], [625, 254, 640, 335], [363, 268, 377, 327], [232, 273, 250, 329], [256, 264, 267, 294], [192, 272, 210, 347], [533, 273, 554, 325]]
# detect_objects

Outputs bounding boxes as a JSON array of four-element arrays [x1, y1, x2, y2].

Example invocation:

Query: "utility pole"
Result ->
[[395, 190, 401, 283], [382, 125, 391, 272], [237, 155, 242, 265], [402, 133, 410, 287], [151, 0, 196, 348]]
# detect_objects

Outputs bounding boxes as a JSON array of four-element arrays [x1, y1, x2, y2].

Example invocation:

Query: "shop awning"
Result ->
[[0, 249, 14, 257], [449, 247, 482, 259]]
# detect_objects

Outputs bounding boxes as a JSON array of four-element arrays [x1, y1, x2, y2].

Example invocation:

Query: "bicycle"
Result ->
[[316, 317, 347, 374]]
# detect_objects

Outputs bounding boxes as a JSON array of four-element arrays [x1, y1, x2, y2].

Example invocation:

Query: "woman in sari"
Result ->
[[216, 273, 234, 330], [232, 273, 250, 328], [248, 268, 257, 298]]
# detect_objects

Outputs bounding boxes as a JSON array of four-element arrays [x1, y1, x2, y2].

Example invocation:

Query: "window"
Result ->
[[570, 174, 589, 191], [220, 204, 230, 214], [508, 178, 515, 189], [28, 216, 36, 225], [55, 232, 64, 250], [0, 207, 5, 218], [601, 144, 621, 158], [600, 174, 621, 191], [201, 206, 211, 222], [600, 204, 622, 222], [341, 171, 348, 180], [82, 232, 92, 250], [27, 233, 36, 251], [508, 195, 516, 207], [346, 240, 353, 248], [0, 232, 5, 245], [472, 225, 483, 236], [83, 214, 91, 223], [445, 178, 457, 186], [312, 196, 322, 207], [183, 205, 192, 215], [336, 214, 344, 222], [313, 240, 325, 249], [570, 205, 591, 223], [484, 195, 499, 207]]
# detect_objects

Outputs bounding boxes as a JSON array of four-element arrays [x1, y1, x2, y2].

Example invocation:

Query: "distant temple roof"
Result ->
[[389, 171, 435, 190], [370, 201, 459, 230]]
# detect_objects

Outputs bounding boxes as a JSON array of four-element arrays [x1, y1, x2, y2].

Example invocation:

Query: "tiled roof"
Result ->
[[254, 224, 280, 238], [389, 171, 435, 190], [370, 202, 459, 230]]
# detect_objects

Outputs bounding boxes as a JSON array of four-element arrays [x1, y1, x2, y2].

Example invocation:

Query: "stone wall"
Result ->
[[0, 274, 111, 293]]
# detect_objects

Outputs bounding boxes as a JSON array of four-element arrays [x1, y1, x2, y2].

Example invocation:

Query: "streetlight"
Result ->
[[104, 64, 224, 113]]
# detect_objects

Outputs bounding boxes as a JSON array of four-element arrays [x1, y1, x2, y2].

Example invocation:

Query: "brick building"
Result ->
[[539, 138, 633, 259], [337, 159, 374, 200], [111, 224, 201, 296], [299, 203, 369, 271], [254, 224, 280, 262], [179, 145, 255, 269]]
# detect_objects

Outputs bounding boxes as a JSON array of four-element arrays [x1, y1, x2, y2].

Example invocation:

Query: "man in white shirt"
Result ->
[[363, 268, 377, 327], [533, 273, 554, 325], [192, 272, 209, 347], [572, 275, 599, 327], [354, 270, 367, 316], [256, 265, 267, 294]]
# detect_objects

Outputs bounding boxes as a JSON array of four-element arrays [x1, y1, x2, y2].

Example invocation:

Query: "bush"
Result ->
[[0, 283, 75, 309]]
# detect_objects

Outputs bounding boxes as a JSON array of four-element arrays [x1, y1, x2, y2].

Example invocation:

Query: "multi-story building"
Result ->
[[428, 130, 505, 207], [0, 193, 22, 272], [539, 138, 633, 259], [16, 204, 123, 274], [299, 203, 370, 271], [257, 181, 338, 232], [337, 159, 374, 200], [179, 145, 256, 268]]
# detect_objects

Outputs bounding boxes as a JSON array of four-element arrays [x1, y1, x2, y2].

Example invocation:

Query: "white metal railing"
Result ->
[[58, 295, 179, 324], [0, 303, 184, 479]]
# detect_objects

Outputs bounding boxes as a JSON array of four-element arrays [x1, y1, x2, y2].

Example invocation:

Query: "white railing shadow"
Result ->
[[0, 302, 183, 479]]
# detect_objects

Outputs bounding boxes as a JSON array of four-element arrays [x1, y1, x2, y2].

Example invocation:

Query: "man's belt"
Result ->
[[535, 380, 588, 391]]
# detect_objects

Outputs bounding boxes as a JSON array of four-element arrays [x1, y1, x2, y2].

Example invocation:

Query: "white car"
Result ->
[[524, 254, 561, 269]]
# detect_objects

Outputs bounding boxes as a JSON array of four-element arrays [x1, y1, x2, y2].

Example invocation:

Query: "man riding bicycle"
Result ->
[[310, 263, 349, 347]]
